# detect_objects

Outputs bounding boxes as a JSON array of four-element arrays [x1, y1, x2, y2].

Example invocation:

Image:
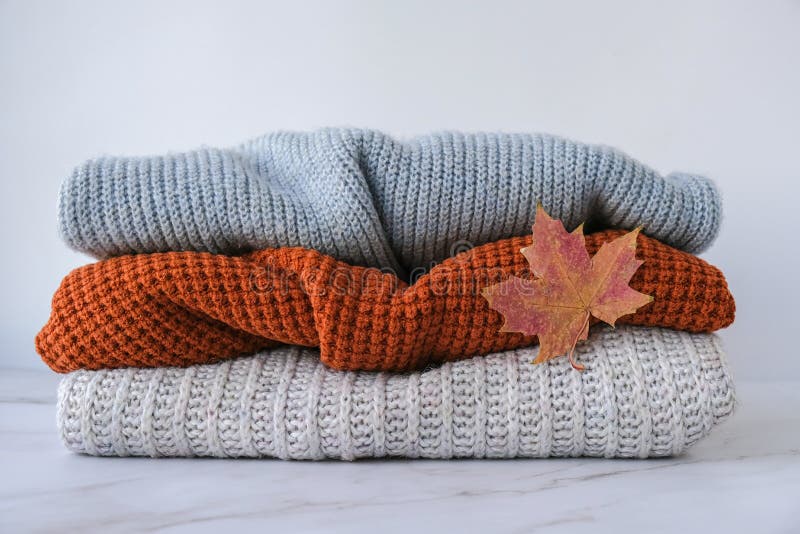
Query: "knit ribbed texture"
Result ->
[[56, 326, 735, 460], [59, 129, 721, 275], [37, 231, 735, 374]]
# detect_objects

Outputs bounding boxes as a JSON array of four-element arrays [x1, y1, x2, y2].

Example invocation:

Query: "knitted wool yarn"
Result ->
[[57, 326, 735, 460], [37, 231, 735, 374], [59, 129, 721, 275]]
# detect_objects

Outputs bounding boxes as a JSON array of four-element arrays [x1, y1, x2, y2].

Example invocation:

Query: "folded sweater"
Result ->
[[37, 231, 735, 374], [57, 325, 735, 460], [59, 129, 721, 275]]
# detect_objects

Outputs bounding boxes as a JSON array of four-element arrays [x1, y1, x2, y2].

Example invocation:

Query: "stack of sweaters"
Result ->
[[37, 129, 736, 460]]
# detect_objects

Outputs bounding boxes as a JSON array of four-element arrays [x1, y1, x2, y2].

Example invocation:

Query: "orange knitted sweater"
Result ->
[[36, 230, 735, 373]]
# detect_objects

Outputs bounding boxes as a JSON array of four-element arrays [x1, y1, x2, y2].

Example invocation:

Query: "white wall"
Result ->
[[2, 0, 797, 380]]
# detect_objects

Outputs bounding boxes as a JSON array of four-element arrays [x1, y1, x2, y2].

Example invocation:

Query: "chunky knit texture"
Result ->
[[56, 326, 736, 460], [37, 231, 735, 374], [59, 129, 721, 275]]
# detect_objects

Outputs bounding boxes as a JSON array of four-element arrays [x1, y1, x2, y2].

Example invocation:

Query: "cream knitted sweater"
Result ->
[[58, 326, 735, 460]]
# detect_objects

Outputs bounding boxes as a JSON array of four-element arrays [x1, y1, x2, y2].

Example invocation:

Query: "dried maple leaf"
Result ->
[[481, 205, 653, 371]]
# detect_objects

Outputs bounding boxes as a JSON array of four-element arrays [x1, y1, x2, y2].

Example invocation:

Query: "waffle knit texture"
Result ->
[[57, 326, 736, 460], [58, 129, 721, 275], [37, 231, 735, 374]]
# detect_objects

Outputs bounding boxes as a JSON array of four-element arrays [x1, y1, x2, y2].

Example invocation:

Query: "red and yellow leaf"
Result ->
[[481, 205, 653, 370]]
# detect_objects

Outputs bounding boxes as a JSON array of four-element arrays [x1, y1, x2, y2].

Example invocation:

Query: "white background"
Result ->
[[1, 0, 797, 381]]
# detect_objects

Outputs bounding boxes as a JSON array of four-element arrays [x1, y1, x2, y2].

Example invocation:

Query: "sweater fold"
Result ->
[[56, 325, 736, 460], [59, 129, 721, 272], [37, 230, 735, 374]]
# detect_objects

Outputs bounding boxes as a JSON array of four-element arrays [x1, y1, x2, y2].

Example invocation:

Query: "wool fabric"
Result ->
[[37, 230, 735, 374], [56, 326, 735, 460], [59, 129, 721, 275]]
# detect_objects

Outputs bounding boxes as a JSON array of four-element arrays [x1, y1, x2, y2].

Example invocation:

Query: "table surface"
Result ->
[[1, 368, 798, 534]]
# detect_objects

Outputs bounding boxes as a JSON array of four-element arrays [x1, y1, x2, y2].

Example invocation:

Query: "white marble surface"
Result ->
[[1, 368, 798, 534]]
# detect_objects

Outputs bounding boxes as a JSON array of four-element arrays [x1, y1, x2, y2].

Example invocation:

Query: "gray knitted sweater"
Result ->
[[58, 326, 735, 460], [59, 130, 720, 274]]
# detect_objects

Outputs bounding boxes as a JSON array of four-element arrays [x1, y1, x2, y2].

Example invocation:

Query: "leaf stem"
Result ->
[[568, 312, 590, 371]]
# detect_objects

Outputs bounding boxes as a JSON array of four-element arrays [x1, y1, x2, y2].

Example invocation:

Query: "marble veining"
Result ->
[[1, 368, 798, 534]]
